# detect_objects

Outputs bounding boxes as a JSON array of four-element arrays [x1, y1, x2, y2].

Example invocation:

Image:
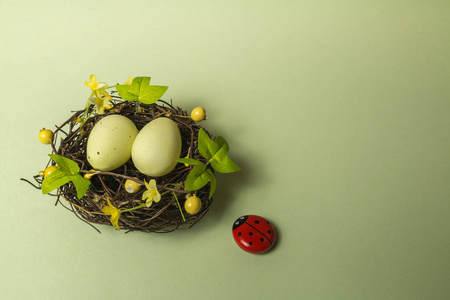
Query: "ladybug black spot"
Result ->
[[238, 232, 242, 236], [249, 242, 253, 246], [268, 230, 272, 234], [255, 220, 260, 224], [260, 238, 264, 242], [249, 232, 253, 236]]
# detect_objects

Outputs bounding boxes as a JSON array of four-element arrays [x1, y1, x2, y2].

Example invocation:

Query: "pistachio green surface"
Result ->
[[1, 1, 449, 299]]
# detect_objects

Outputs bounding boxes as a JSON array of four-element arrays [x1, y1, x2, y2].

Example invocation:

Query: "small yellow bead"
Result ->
[[44, 166, 58, 177], [190, 107, 207, 122], [125, 179, 141, 193], [184, 154, 190, 167], [75, 117, 83, 123], [39, 170, 45, 177], [185, 195, 202, 215], [84, 170, 97, 180], [38, 129, 53, 144]]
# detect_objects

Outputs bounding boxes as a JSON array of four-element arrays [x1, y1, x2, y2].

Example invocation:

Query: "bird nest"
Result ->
[[25, 99, 214, 233]]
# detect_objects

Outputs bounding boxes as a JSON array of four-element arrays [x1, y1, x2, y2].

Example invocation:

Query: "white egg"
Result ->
[[86, 115, 138, 171], [131, 117, 182, 177]]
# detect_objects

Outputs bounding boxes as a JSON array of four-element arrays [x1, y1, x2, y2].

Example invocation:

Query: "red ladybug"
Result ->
[[232, 215, 276, 254]]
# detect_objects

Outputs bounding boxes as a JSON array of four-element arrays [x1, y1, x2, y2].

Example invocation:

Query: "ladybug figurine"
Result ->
[[232, 215, 276, 254]]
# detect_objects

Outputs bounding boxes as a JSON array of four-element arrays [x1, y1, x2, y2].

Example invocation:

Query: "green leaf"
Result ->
[[141, 85, 169, 104], [184, 163, 209, 191], [204, 169, 216, 198], [197, 129, 241, 173], [41, 169, 72, 194], [210, 155, 241, 173], [178, 157, 217, 197], [175, 158, 203, 166], [184, 162, 217, 198], [198, 129, 219, 161], [48, 154, 79, 174], [115, 77, 168, 104], [115, 78, 144, 101], [71, 174, 91, 199], [213, 136, 230, 156], [42, 155, 91, 199]]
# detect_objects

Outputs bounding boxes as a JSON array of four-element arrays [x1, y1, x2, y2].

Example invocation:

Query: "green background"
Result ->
[[1, 1, 449, 299]]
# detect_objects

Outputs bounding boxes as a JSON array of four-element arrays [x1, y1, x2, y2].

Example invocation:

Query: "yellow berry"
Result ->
[[44, 166, 58, 177], [190, 107, 207, 122], [39, 170, 45, 177], [185, 195, 202, 214], [38, 129, 53, 144], [125, 179, 141, 193]]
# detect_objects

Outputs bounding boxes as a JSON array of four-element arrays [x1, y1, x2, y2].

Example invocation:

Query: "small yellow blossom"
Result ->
[[84, 74, 108, 91], [124, 76, 133, 85], [142, 179, 161, 207], [88, 89, 113, 114], [102, 198, 122, 231], [85, 74, 113, 114]]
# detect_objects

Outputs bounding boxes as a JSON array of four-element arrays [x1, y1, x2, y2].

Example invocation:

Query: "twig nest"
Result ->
[[41, 101, 213, 233], [26, 75, 241, 233]]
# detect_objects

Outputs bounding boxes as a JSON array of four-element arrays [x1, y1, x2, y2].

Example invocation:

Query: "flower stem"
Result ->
[[172, 192, 186, 222], [121, 203, 146, 213]]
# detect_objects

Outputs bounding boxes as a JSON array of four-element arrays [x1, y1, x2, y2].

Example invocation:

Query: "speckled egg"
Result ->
[[131, 117, 181, 177], [86, 115, 138, 171]]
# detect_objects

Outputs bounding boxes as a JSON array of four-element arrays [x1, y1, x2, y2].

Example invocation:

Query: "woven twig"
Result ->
[[26, 99, 213, 233]]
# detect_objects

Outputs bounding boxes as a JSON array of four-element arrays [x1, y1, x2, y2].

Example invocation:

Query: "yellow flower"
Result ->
[[88, 89, 113, 114], [102, 198, 122, 231], [84, 74, 108, 91], [124, 76, 132, 85], [142, 179, 161, 207], [85, 74, 112, 114]]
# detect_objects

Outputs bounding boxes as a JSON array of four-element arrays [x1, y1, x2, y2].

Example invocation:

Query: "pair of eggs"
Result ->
[[86, 115, 181, 177]]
